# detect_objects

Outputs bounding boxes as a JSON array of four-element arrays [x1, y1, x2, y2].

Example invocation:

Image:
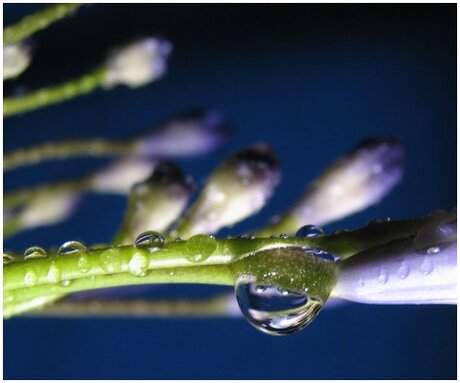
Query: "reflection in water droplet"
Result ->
[[235, 280, 324, 335], [397, 261, 410, 279], [184, 234, 217, 263], [295, 225, 324, 238], [57, 241, 87, 257], [24, 246, 47, 260], [378, 268, 389, 285], [419, 256, 434, 275], [128, 253, 149, 276], [134, 231, 166, 251]]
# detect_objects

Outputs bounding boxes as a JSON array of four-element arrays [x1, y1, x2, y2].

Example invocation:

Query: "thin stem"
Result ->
[[26, 294, 237, 318], [4, 136, 130, 171], [4, 4, 83, 45], [3, 67, 106, 118]]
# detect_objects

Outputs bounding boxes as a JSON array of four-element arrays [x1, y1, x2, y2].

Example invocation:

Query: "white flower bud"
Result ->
[[3, 42, 31, 80], [102, 37, 172, 89]]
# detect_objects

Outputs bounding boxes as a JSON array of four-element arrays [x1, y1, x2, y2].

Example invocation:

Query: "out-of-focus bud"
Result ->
[[334, 216, 457, 305], [3, 42, 31, 80], [133, 109, 231, 159], [258, 138, 405, 236], [17, 190, 82, 231], [102, 37, 172, 89], [114, 161, 193, 245], [89, 158, 157, 194], [174, 143, 280, 238]]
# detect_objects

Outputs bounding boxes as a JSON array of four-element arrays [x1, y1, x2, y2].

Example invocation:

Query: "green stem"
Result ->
[[4, 4, 83, 45], [4, 136, 130, 171], [3, 67, 106, 118]]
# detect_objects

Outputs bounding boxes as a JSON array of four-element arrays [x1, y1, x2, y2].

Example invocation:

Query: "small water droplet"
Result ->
[[427, 246, 440, 255], [378, 267, 389, 284], [128, 252, 149, 276], [77, 254, 91, 273], [295, 225, 324, 238], [57, 241, 87, 257], [24, 270, 38, 286], [60, 280, 71, 287], [24, 246, 47, 260], [419, 256, 434, 275], [184, 234, 217, 263], [3, 253, 15, 265], [305, 247, 337, 262], [134, 231, 166, 251], [397, 261, 410, 279], [47, 265, 61, 283], [279, 234, 289, 239], [235, 280, 324, 335], [100, 248, 121, 273]]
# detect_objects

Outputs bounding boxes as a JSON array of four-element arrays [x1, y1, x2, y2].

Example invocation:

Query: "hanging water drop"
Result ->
[[134, 231, 166, 251], [234, 279, 324, 335], [24, 246, 47, 260], [295, 225, 324, 238], [184, 234, 217, 263], [57, 241, 87, 257]]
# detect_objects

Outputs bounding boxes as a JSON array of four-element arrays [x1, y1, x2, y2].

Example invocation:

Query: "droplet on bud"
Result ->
[[184, 234, 217, 263], [234, 280, 324, 335], [295, 225, 324, 238], [57, 241, 87, 257], [24, 246, 47, 260], [3, 253, 15, 265], [134, 231, 166, 251]]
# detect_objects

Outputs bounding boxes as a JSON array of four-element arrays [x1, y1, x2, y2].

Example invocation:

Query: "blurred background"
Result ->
[[3, 3, 456, 379]]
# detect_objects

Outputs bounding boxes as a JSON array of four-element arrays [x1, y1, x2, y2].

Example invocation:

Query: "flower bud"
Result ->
[[114, 161, 193, 244], [3, 42, 31, 80], [174, 143, 280, 237], [133, 109, 231, 159], [102, 37, 172, 89]]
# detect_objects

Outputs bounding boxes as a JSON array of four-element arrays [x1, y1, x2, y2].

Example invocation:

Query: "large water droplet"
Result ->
[[235, 280, 324, 335], [128, 252, 149, 276], [295, 225, 324, 238], [24, 246, 47, 260], [184, 234, 217, 263], [57, 241, 87, 257], [134, 231, 166, 251]]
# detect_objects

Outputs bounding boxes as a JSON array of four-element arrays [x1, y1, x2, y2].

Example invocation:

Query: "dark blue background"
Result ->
[[4, 4, 456, 379]]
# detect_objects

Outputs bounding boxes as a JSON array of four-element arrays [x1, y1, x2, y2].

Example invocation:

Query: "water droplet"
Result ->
[[128, 252, 149, 276], [134, 231, 166, 251], [77, 254, 91, 273], [279, 234, 289, 239], [235, 280, 323, 335], [24, 270, 38, 286], [238, 234, 256, 239], [427, 246, 440, 255], [419, 256, 434, 275], [295, 225, 324, 238], [60, 280, 71, 287], [397, 261, 410, 279], [99, 248, 122, 273], [57, 241, 87, 257], [378, 267, 389, 284], [3, 253, 15, 265], [24, 246, 47, 260], [47, 265, 61, 283], [184, 234, 217, 263]]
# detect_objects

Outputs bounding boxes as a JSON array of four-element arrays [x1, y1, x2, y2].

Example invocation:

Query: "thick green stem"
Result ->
[[4, 4, 83, 45], [3, 67, 106, 118]]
